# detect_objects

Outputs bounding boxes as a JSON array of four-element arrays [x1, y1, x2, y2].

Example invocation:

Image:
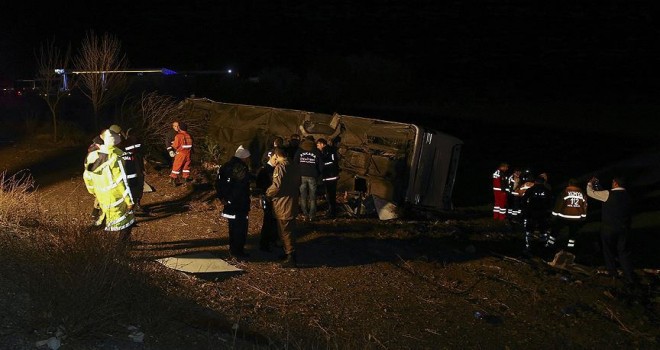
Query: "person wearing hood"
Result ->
[[216, 145, 253, 259], [266, 147, 301, 268], [83, 129, 135, 241], [86, 124, 122, 226], [294, 135, 324, 221]]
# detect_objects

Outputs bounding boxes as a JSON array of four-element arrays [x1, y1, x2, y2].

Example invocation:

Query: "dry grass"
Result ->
[[0, 172, 187, 343], [0, 170, 40, 226]]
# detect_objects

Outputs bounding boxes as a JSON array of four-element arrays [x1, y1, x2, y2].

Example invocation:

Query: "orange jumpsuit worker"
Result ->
[[169, 122, 193, 185]]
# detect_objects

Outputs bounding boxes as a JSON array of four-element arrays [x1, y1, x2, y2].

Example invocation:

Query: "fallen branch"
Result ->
[[402, 333, 422, 341], [490, 251, 529, 265], [598, 301, 635, 335]]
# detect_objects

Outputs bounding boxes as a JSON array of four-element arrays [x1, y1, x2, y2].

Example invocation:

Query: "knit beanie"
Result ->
[[234, 145, 251, 159]]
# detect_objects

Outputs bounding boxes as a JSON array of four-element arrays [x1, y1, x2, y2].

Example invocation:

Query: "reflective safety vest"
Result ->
[[83, 145, 135, 231]]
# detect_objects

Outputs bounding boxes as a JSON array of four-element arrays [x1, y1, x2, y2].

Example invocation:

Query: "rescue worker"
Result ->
[[165, 121, 179, 167], [87, 124, 122, 226], [255, 152, 278, 252], [539, 172, 552, 191], [516, 170, 535, 198], [120, 128, 147, 215], [216, 145, 253, 259], [286, 134, 300, 160], [295, 135, 323, 221], [262, 136, 284, 165], [83, 129, 135, 241], [520, 175, 554, 256], [548, 178, 587, 264], [505, 168, 522, 224], [492, 162, 509, 220], [87, 132, 105, 225], [266, 147, 302, 268], [169, 122, 193, 186], [316, 138, 339, 218]]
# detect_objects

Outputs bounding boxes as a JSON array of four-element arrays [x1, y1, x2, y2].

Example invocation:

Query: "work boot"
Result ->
[[168, 177, 177, 187], [230, 250, 250, 260], [133, 204, 148, 215], [91, 208, 104, 227], [281, 253, 297, 268]]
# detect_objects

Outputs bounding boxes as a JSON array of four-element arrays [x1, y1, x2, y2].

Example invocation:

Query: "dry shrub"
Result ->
[[135, 91, 184, 149], [0, 170, 40, 226], [0, 172, 183, 340]]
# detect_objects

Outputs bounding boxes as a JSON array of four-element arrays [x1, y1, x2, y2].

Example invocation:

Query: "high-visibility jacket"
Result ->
[[552, 185, 587, 220], [83, 145, 135, 231]]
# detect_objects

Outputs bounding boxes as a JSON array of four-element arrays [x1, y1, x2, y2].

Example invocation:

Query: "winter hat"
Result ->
[[101, 129, 121, 147], [234, 145, 251, 159], [109, 124, 122, 134]]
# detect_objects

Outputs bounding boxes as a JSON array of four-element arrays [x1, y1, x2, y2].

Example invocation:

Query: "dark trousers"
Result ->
[[523, 212, 550, 249], [550, 218, 584, 250], [601, 226, 634, 282], [324, 180, 338, 216], [228, 214, 248, 254], [260, 200, 278, 248]]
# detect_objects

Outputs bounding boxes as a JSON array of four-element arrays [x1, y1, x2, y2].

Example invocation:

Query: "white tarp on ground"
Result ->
[[143, 180, 154, 193], [156, 252, 242, 273]]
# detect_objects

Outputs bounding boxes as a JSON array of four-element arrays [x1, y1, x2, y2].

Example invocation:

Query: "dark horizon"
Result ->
[[2, 2, 659, 102]]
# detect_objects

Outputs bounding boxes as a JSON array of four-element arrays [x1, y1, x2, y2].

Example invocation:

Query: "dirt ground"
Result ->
[[1, 131, 659, 349]]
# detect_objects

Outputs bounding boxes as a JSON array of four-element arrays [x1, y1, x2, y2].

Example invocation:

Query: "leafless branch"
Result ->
[[73, 31, 128, 130], [35, 38, 71, 142]]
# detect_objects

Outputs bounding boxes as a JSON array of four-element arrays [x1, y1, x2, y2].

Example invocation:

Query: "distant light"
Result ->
[[54, 69, 65, 74], [227, 69, 232, 74], [162, 68, 177, 75]]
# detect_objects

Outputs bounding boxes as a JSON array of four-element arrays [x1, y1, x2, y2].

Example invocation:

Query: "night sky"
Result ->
[[1, 1, 659, 102]]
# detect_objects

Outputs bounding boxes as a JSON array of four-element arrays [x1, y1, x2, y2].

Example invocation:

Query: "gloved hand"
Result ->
[[168, 150, 176, 158]]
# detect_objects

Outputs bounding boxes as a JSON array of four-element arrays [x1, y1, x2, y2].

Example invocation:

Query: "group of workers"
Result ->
[[215, 134, 340, 268], [492, 162, 636, 285], [83, 120, 194, 242], [82, 119, 341, 269]]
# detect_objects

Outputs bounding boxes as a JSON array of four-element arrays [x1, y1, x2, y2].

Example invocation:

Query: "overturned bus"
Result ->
[[179, 98, 462, 212]]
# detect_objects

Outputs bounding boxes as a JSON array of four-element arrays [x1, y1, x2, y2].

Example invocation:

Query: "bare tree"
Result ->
[[35, 39, 71, 142], [73, 31, 128, 130], [134, 91, 182, 148]]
